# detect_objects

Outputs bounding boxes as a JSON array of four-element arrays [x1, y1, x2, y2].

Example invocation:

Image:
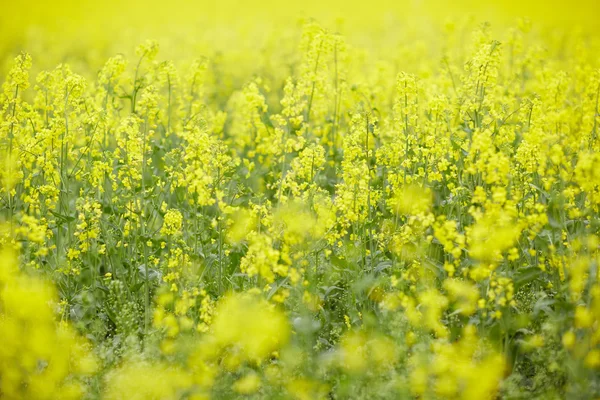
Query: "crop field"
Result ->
[[0, 0, 599, 399]]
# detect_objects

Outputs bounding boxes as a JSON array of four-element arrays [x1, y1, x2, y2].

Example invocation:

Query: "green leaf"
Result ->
[[514, 267, 544, 290]]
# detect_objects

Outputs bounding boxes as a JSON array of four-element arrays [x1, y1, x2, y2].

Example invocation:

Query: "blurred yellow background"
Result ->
[[2, 0, 598, 41], [1, 0, 598, 75]]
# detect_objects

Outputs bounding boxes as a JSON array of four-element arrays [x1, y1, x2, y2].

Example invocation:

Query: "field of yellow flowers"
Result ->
[[1, 0, 600, 398]]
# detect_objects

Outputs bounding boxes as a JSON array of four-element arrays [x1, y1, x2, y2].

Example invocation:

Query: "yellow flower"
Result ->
[[205, 291, 290, 364], [562, 331, 576, 349], [233, 373, 261, 394], [162, 210, 182, 237]]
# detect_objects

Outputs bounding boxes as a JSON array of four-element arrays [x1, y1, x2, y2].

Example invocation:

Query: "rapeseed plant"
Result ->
[[1, 1, 600, 398]]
